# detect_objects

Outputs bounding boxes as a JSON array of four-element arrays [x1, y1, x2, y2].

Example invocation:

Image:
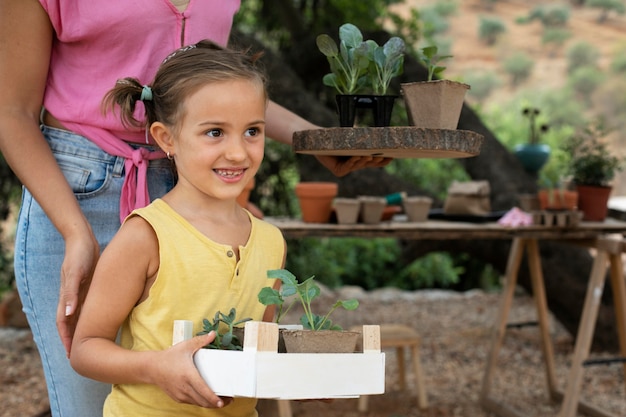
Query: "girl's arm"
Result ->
[[70, 216, 226, 408], [265, 101, 391, 177], [0, 0, 99, 355]]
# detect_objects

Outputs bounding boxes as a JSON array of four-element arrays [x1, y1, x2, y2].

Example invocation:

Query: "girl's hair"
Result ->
[[103, 40, 268, 132]]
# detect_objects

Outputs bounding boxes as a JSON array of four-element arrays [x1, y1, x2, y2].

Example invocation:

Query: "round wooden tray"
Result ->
[[292, 127, 484, 159]]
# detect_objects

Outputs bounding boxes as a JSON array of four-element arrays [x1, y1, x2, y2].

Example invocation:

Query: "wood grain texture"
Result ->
[[292, 127, 484, 158]]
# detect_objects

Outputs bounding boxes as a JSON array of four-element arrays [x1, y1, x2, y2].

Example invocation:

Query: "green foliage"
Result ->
[[585, 0, 626, 22], [317, 23, 405, 95], [528, 4, 571, 27], [386, 159, 469, 201], [478, 16, 506, 45], [610, 44, 626, 73], [502, 52, 534, 86], [419, 6, 451, 38], [367, 36, 406, 95], [566, 41, 600, 74], [259, 269, 359, 330], [541, 27, 572, 50], [197, 308, 252, 350], [316, 23, 371, 94], [562, 121, 624, 186], [418, 45, 453, 81], [568, 66, 605, 104], [464, 70, 501, 103], [397, 252, 463, 289]]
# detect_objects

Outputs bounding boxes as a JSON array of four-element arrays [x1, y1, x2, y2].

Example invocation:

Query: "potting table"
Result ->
[[266, 217, 626, 416]]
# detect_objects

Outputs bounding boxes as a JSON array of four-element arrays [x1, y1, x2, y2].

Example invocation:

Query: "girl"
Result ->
[[70, 41, 285, 417]]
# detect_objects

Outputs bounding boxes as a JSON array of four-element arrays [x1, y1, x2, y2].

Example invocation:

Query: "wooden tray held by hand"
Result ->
[[293, 127, 484, 159]]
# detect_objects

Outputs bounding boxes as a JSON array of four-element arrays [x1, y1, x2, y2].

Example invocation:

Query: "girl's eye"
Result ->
[[207, 129, 223, 137], [245, 127, 260, 137]]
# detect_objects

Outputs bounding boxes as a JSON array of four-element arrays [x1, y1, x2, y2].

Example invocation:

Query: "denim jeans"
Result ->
[[14, 126, 175, 417]]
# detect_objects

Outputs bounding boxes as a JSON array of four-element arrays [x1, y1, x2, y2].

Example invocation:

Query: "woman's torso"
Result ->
[[39, 0, 240, 146]]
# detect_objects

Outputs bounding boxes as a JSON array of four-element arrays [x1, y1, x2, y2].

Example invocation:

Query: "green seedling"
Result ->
[[258, 269, 359, 331], [197, 307, 252, 350]]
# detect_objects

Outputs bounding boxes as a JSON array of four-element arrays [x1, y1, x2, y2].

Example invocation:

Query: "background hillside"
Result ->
[[392, 0, 626, 194]]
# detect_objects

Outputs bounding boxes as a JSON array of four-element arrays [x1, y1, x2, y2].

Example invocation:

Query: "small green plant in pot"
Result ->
[[258, 269, 361, 353], [401, 45, 470, 129], [562, 121, 624, 221], [316, 23, 405, 127]]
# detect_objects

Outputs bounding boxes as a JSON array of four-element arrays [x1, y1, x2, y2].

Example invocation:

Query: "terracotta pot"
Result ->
[[576, 184, 612, 221], [381, 205, 402, 221], [400, 80, 469, 129], [403, 196, 433, 222], [295, 182, 338, 223], [236, 177, 255, 208], [358, 196, 387, 224], [281, 329, 360, 353], [333, 198, 360, 224], [537, 189, 578, 211]]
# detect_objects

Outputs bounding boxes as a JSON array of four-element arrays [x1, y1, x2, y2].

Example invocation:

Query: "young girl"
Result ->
[[70, 41, 285, 416]]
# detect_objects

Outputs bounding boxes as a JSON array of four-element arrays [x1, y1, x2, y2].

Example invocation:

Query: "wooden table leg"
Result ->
[[480, 238, 527, 417], [526, 239, 559, 399], [558, 249, 609, 417], [608, 252, 626, 394]]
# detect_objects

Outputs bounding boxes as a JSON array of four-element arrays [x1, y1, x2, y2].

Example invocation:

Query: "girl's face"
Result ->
[[167, 78, 266, 203]]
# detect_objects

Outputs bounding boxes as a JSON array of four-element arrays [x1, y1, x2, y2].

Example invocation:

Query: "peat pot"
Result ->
[[281, 329, 360, 353], [333, 198, 361, 224], [401, 80, 469, 130], [403, 196, 433, 222]]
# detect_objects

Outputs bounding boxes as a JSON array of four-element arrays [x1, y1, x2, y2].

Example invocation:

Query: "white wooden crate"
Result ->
[[174, 321, 386, 399]]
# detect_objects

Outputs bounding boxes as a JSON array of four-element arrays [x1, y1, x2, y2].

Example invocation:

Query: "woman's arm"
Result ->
[[0, 0, 99, 355], [70, 216, 227, 408], [265, 101, 391, 177]]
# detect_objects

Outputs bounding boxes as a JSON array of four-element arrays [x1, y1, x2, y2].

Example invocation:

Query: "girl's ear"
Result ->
[[150, 122, 175, 155]]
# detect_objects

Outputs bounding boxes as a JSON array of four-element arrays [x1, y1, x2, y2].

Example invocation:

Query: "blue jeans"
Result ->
[[14, 126, 175, 417]]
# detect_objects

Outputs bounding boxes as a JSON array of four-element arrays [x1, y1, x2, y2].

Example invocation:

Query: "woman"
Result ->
[[0, 1, 388, 416]]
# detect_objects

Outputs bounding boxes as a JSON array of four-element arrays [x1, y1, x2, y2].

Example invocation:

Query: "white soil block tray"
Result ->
[[172, 321, 386, 400]]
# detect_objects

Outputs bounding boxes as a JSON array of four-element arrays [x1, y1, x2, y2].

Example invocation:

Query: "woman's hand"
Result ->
[[315, 155, 392, 177], [57, 229, 100, 357], [154, 333, 233, 408]]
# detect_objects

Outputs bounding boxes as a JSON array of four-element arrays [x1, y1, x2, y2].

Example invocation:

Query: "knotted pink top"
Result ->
[[39, 0, 241, 221]]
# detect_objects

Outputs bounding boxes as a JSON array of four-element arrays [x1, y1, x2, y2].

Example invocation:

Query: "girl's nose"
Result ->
[[224, 137, 247, 161]]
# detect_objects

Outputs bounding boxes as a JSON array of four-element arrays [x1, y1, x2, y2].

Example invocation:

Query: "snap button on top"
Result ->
[[226, 250, 234, 258]]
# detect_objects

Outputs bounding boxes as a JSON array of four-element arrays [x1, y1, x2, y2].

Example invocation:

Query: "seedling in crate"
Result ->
[[197, 308, 251, 350], [258, 269, 359, 331]]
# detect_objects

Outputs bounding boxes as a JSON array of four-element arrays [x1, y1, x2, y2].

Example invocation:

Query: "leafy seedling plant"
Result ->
[[197, 307, 252, 350], [367, 36, 405, 95], [316, 23, 370, 95], [258, 269, 359, 331], [419, 45, 453, 81]]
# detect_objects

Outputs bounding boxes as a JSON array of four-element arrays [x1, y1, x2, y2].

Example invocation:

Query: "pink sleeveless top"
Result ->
[[39, 0, 241, 221]]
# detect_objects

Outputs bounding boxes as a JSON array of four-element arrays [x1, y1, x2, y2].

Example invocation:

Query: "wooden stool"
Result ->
[[354, 324, 428, 411]]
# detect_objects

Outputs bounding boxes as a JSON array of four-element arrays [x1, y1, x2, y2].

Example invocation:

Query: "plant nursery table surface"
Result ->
[[266, 217, 626, 417], [266, 216, 626, 241]]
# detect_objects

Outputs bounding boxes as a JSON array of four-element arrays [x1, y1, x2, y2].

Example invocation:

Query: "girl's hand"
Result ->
[[154, 333, 233, 408], [315, 155, 392, 177], [57, 230, 100, 357]]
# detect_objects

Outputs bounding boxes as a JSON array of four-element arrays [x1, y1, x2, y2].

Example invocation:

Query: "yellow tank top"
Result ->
[[103, 199, 285, 417]]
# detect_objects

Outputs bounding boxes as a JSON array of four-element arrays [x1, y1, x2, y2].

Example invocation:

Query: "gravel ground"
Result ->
[[1, 287, 625, 417]]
